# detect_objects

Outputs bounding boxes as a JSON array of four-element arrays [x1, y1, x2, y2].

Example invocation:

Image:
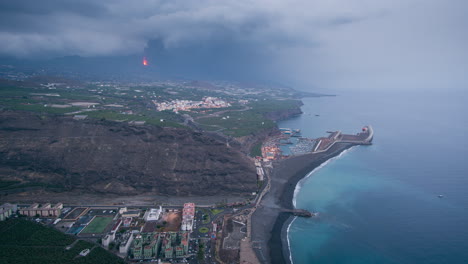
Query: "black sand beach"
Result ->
[[251, 142, 355, 263]]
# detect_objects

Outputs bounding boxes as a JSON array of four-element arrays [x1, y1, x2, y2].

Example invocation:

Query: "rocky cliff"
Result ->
[[0, 111, 257, 196], [262, 102, 303, 121], [240, 101, 303, 155]]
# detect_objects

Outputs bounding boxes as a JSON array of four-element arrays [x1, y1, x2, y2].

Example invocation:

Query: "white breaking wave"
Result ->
[[287, 216, 297, 264], [288, 146, 355, 264], [292, 147, 355, 207]]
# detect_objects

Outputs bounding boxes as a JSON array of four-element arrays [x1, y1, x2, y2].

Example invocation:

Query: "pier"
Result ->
[[339, 125, 374, 144], [296, 125, 374, 155], [261, 125, 374, 161]]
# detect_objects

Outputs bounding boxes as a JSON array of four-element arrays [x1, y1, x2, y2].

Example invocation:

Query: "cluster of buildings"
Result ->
[[19, 203, 63, 217], [254, 159, 265, 181], [153, 97, 231, 112], [181, 203, 195, 231], [2, 200, 200, 262], [100, 203, 197, 261], [132, 231, 190, 259], [262, 143, 282, 161], [0, 202, 64, 221], [0, 203, 16, 221]]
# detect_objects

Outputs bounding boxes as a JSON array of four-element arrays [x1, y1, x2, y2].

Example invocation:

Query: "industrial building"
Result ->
[[0, 203, 16, 221], [181, 203, 195, 231], [19, 203, 63, 217]]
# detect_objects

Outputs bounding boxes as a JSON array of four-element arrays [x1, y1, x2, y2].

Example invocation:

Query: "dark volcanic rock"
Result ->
[[0, 111, 257, 196]]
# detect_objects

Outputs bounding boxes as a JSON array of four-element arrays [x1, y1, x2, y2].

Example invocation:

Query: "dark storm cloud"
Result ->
[[0, 1, 107, 33], [0, 0, 107, 16], [0, 0, 467, 90], [0, 0, 354, 57]]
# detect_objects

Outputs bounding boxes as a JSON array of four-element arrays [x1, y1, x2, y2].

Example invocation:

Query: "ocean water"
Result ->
[[281, 90, 468, 264]]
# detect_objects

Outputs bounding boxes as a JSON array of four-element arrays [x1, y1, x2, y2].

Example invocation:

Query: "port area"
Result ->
[[248, 126, 374, 264], [261, 125, 373, 161]]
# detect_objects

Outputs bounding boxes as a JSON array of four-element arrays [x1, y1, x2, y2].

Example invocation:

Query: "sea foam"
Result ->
[[292, 147, 354, 207]]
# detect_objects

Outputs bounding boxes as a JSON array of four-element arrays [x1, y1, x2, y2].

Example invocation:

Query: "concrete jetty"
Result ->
[[339, 125, 373, 144], [281, 209, 314, 217]]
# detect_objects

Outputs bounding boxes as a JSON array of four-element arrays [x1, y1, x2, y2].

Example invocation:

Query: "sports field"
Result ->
[[81, 216, 113, 234]]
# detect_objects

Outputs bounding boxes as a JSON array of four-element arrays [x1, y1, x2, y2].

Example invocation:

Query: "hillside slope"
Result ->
[[0, 111, 257, 196]]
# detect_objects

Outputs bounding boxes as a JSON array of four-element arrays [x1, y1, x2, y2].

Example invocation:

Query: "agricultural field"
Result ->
[[195, 99, 301, 137], [0, 82, 184, 128], [80, 216, 113, 234], [196, 109, 275, 137], [86, 109, 183, 128], [0, 219, 125, 264], [1, 78, 304, 136], [248, 99, 302, 113]]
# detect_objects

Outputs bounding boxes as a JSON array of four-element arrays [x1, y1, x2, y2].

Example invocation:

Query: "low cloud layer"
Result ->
[[1, 0, 467, 90]]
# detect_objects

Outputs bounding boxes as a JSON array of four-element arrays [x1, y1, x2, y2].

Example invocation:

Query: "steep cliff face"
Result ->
[[262, 104, 303, 121], [0, 111, 257, 196], [240, 102, 303, 155]]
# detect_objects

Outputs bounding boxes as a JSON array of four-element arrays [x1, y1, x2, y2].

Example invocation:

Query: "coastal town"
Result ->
[[1, 201, 245, 263], [0, 123, 373, 264], [153, 97, 231, 112], [0, 74, 374, 264], [1, 1, 461, 263]]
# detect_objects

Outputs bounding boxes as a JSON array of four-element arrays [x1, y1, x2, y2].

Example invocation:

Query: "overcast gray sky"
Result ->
[[0, 0, 466, 91]]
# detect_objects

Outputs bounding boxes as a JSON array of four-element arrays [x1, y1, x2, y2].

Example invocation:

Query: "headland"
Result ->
[[250, 126, 373, 263]]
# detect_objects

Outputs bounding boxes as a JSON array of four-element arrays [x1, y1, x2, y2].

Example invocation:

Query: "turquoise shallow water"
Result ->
[[281, 91, 468, 264]]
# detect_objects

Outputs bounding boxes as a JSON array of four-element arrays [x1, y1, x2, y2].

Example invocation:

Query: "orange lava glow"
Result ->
[[143, 57, 148, 66]]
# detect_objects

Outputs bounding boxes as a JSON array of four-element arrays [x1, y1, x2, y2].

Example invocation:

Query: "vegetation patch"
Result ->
[[196, 99, 300, 137], [199, 227, 209, 233], [200, 209, 211, 224], [210, 209, 224, 215], [197, 110, 274, 137], [248, 99, 301, 113], [250, 142, 263, 157], [87, 110, 184, 128], [0, 219, 125, 264]]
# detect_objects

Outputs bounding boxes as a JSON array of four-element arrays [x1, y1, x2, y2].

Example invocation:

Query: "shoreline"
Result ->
[[279, 146, 356, 264], [251, 142, 355, 263]]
